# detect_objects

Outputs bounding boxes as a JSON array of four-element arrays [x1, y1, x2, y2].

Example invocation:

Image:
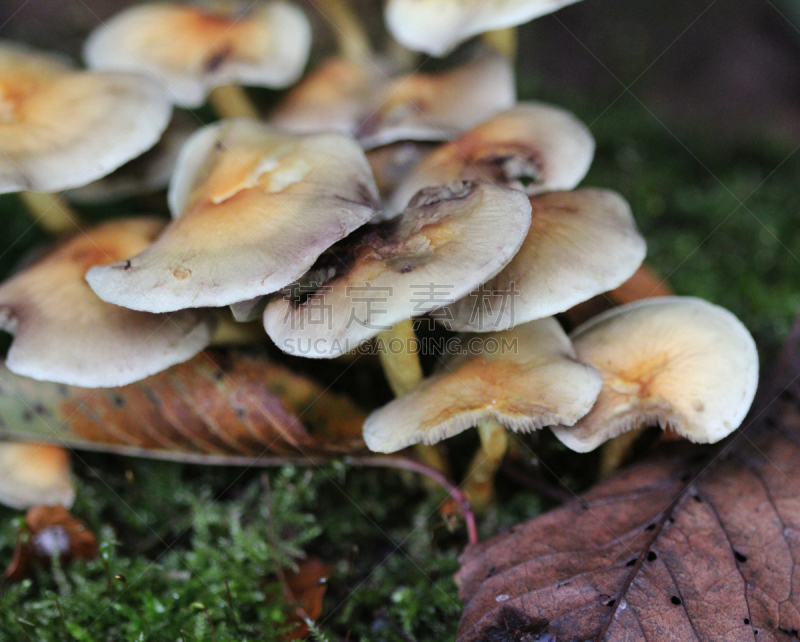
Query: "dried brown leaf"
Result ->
[[0, 351, 366, 462], [456, 321, 800, 641], [3, 505, 97, 583], [282, 557, 333, 640]]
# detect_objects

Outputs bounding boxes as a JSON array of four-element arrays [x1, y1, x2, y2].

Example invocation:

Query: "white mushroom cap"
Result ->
[[270, 57, 390, 135], [0, 42, 172, 193], [364, 317, 602, 452], [441, 189, 646, 331], [552, 297, 759, 452], [387, 103, 594, 216], [264, 181, 532, 358], [271, 50, 515, 151], [386, 0, 583, 57], [0, 218, 214, 387], [0, 442, 74, 510], [64, 113, 196, 204], [84, 1, 311, 108], [87, 119, 381, 313], [357, 50, 516, 150]]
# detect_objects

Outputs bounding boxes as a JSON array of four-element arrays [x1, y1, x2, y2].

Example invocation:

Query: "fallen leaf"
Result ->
[[283, 557, 333, 640], [3, 505, 98, 583], [456, 318, 800, 641], [0, 351, 366, 462]]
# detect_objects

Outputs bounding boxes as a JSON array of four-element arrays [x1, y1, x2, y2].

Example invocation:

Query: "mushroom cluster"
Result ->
[[0, 0, 759, 510]]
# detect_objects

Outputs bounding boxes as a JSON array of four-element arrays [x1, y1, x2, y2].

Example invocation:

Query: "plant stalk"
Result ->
[[18, 192, 81, 236], [462, 418, 508, 512], [209, 84, 260, 119], [314, 0, 372, 62]]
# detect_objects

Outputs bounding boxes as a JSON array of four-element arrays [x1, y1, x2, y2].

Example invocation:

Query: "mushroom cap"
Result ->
[[364, 317, 602, 452], [367, 141, 437, 200], [386, 0, 583, 56], [0, 218, 214, 387], [0, 42, 172, 193], [357, 50, 516, 150], [271, 50, 515, 151], [84, 1, 311, 108], [387, 103, 595, 216], [441, 189, 646, 331], [270, 57, 389, 135], [87, 119, 381, 313], [0, 442, 74, 510], [264, 181, 532, 359], [552, 297, 759, 452], [64, 113, 196, 204]]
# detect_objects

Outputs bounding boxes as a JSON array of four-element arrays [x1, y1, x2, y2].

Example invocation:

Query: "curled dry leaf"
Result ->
[[0, 351, 366, 461], [3, 505, 98, 584], [455, 318, 800, 641], [282, 557, 333, 640]]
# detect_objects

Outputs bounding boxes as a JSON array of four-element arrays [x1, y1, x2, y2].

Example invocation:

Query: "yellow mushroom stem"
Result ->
[[209, 312, 266, 346], [314, 0, 372, 62], [209, 84, 260, 119], [482, 27, 518, 61], [598, 424, 647, 479], [462, 417, 509, 512], [18, 191, 82, 236], [376, 319, 449, 476]]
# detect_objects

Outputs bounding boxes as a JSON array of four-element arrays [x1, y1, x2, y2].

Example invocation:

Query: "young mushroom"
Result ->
[[83, 1, 312, 109], [552, 297, 759, 452], [264, 181, 532, 359], [364, 317, 602, 508], [441, 189, 646, 331], [0, 41, 172, 232], [86, 119, 382, 313], [386, 0, 583, 57], [0, 218, 214, 387], [0, 442, 74, 509], [271, 50, 515, 150], [387, 103, 595, 216]]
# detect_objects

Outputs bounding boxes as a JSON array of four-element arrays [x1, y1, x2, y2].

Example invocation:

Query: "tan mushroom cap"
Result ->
[[386, 0, 582, 56], [270, 57, 388, 135], [0, 42, 172, 194], [357, 51, 516, 150], [65, 113, 196, 204], [441, 189, 646, 331], [367, 141, 437, 200], [84, 1, 311, 108], [364, 317, 602, 452], [271, 50, 515, 151], [0, 442, 74, 509], [87, 119, 381, 313], [0, 218, 213, 387], [552, 297, 759, 453], [264, 181, 532, 358], [388, 103, 595, 215]]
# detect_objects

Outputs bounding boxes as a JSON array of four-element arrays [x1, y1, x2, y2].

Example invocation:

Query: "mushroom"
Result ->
[[83, 1, 312, 108], [0, 218, 214, 387], [0, 442, 74, 509], [387, 103, 595, 216], [552, 297, 759, 452], [264, 181, 532, 358], [64, 113, 197, 204], [364, 317, 601, 451], [271, 50, 515, 150], [367, 141, 438, 201], [0, 41, 172, 195], [440, 189, 646, 331], [86, 118, 382, 313], [386, 0, 583, 57]]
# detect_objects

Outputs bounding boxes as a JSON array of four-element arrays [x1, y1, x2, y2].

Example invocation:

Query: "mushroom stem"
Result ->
[[210, 314, 266, 346], [482, 27, 517, 60], [18, 192, 82, 236], [598, 424, 646, 479], [462, 418, 508, 512], [377, 319, 449, 476], [209, 84, 260, 119], [314, 0, 372, 62]]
